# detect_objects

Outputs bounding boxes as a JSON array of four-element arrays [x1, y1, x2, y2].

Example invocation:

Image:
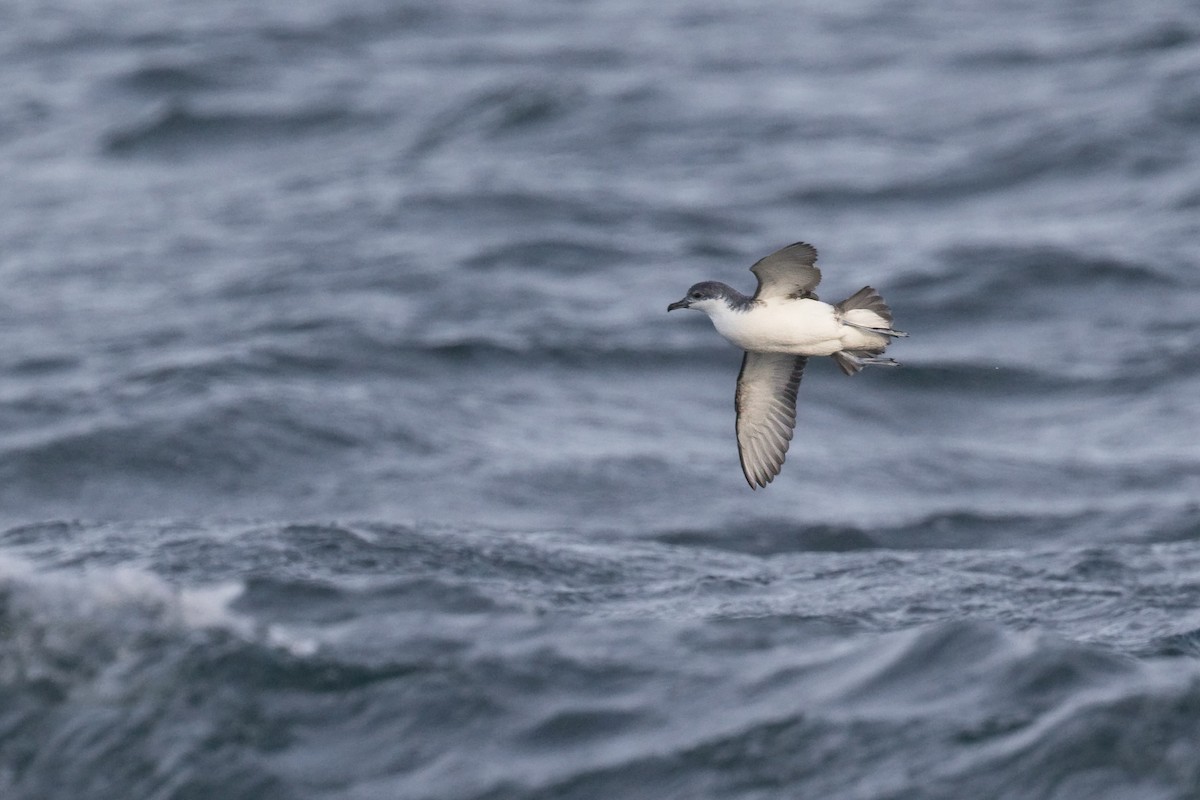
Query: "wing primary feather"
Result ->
[[749, 242, 822, 301], [735, 353, 808, 488]]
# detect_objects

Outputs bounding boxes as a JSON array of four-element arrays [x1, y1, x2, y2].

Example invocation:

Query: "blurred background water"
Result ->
[[3, 0, 1200, 798]]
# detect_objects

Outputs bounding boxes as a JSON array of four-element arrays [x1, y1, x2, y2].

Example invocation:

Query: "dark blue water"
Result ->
[[3, 1, 1200, 797]]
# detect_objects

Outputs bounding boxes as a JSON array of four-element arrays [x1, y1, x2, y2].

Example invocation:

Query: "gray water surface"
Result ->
[[3, 1, 1200, 798]]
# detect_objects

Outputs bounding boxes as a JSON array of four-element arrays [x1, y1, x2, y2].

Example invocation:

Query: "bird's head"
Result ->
[[667, 281, 734, 313]]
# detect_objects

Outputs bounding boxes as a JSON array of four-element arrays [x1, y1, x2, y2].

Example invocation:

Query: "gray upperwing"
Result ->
[[735, 352, 808, 489], [749, 241, 821, 301]]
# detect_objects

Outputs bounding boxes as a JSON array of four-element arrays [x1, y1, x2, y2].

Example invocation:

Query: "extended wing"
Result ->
[[735, 352, 807, 489], [749, 241, 821, 301]]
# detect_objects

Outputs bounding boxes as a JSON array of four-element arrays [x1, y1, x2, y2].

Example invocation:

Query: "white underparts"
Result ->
[[703, 297, 890, 356]]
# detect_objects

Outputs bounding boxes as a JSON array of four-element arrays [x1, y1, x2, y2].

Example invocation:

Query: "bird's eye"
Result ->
[[689, 291, 702, 300]]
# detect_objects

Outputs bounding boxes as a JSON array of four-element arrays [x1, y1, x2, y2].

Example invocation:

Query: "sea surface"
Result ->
[[3, 1, 1200, 798]]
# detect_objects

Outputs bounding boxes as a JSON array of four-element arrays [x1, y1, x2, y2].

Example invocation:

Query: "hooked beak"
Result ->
[[667, 299, 690, 312]]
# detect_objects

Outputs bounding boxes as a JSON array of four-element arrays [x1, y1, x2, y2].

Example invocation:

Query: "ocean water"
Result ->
[[3, 0, 1200, 797]]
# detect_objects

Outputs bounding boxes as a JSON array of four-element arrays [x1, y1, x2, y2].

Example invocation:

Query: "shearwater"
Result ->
[[668, 242, 906, 489]]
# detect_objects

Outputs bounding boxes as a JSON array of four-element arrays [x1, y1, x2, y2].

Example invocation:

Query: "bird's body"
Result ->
[[705, 293, 888, 356], [668, 241, 905, 489]]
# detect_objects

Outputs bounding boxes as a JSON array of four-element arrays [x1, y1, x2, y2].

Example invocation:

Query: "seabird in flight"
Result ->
[[668, 241, 906, 489]]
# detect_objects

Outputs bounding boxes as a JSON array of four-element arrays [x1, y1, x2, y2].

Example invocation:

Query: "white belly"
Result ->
[[710, 299, 844, 355]]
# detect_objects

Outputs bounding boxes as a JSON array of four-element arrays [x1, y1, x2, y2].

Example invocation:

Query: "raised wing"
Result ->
[[735, 352, 807, 489], [749, 242, 821, 301]]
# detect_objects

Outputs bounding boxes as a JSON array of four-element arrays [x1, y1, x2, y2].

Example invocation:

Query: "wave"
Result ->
[[654, 504, 1200, 555], [785, 111, 1194, 207], [904, 242, 1179, 296], [102, 101, 375, 156], [4, 514, 1200, 796], [118, 63, 225, 94], [0, 553, 299, 799], [950, 18, 1197, 67], [13, 573, 1193, 800], [0, 551, 249, 686], [0, 395, 383, 509], [14, 2, 438, 57], [257, 4, 439, 47], [411, 622, 1200, 800], [890, 241, 1190, 339], [409, 80, 585, 155], [461, 238, 631, 273]]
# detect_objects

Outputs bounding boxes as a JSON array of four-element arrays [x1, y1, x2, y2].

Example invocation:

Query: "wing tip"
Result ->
[[751, 241, 820, 268], [790, 241, 819, 263], [740, 452, 783, 490]]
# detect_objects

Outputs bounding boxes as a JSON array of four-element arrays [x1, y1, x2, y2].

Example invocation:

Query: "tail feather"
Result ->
[[832, 350, 899, 375], [837, 286, 893, 323], [834, 286, 904, 375], [832, 351, 864, 376]]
